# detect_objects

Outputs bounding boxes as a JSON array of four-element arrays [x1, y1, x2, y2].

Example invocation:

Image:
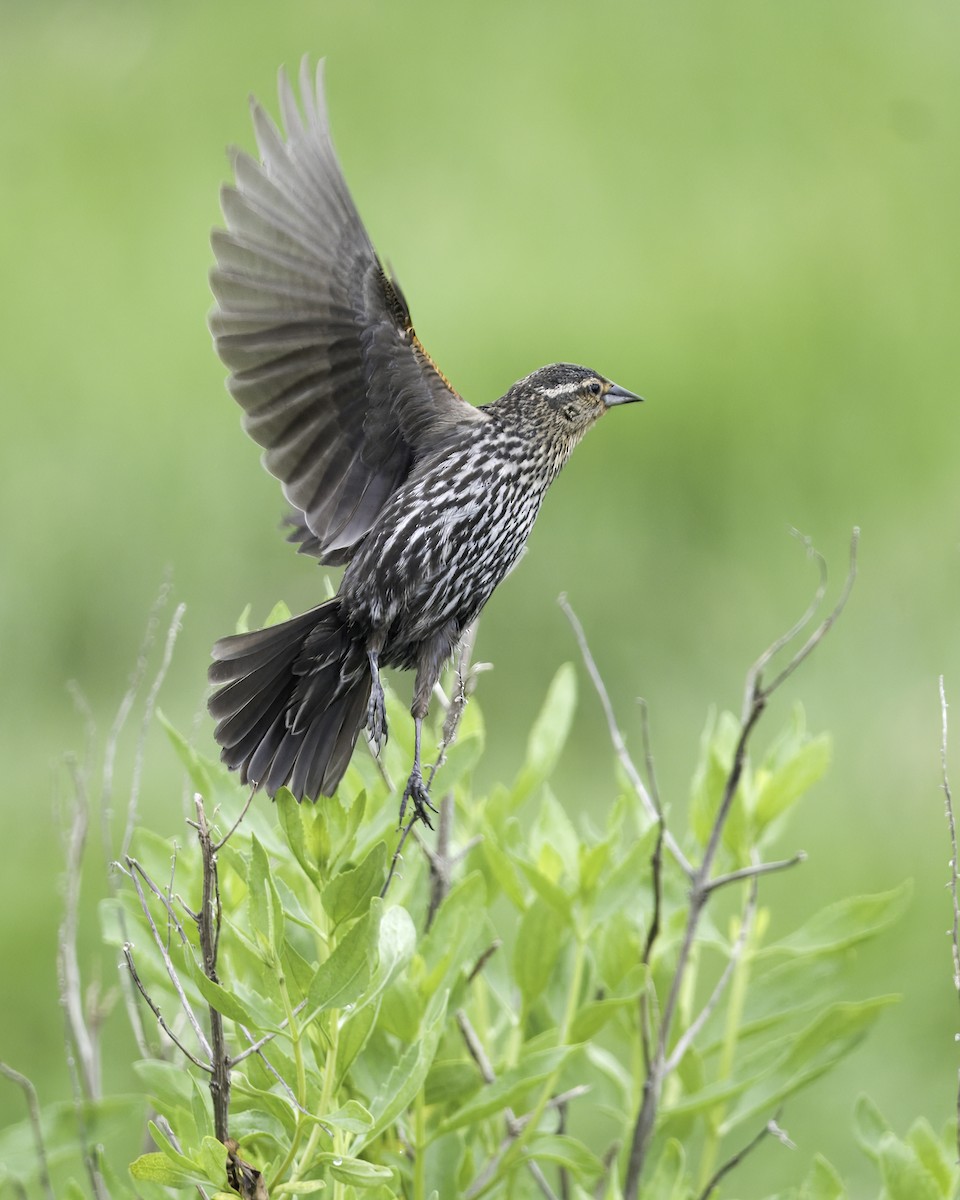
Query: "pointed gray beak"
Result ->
[[604, 381, 644, 407]]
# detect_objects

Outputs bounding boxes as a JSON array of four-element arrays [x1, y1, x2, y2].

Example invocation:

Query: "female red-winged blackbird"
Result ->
[[208, 60, 641, 825]]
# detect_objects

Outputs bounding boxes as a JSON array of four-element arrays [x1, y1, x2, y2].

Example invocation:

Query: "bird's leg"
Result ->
[[399, 647, 445, 828], [399, 716, 437, 829], [366, 645, 388, 753]]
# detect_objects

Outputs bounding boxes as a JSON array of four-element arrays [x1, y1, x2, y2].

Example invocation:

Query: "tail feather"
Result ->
[[208, 599, 371, 800]]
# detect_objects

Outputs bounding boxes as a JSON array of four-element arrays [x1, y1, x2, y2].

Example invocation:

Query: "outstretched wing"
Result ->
[[209, 58, 486, 565]]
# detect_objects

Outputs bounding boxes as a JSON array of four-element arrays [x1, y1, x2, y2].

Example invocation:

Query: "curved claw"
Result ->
[[399, 767, 438, 829]]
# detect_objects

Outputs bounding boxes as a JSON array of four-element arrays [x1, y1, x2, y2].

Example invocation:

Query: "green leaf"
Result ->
[[879, 1130, 942, 1200], [720, 997, 899, 1132], [132, 1059, 194, 1112], [321, 1100, 374, 1134], [322, 842, 388, 928], [129, 1152, 200, 1186], [906, 1117, 955, 1195], [158, 711, 227, 800], [248, 834, 284, 964], [531, 787, 580, 882], [363, 903, 417, 1006], [276, 788, 323, 889], [588, 830, 658, 931], [521, 1133, 602, 1183], [759, 883, 912, 960], [514, 895, 567, 1007], [854, 1093, 890, 1161], [645, 1138, 686, 1200], [512, 663, 577, 804], [755, 733, 831, 829], [354, 988, 449, 1151], [327, 1154, 395, 1186], [273, 1182, 327, 1194], [799, 1154, 847, 1200], [306, 901, 379, 1015], [439, 1046, 576, 1132], [569, 964, 648, 1041], [145, 1118, 200, 1171], [424, 1131, 465, 1200], [689, 709, 740, 847], [189, 959, 257, 1026], [479, 830, 528, 908], [417, 870, 487, 997], [197, 1136, 228, 1183]]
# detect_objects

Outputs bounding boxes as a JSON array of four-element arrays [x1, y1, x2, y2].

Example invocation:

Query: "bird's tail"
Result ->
[[208, 599, 371, 801]]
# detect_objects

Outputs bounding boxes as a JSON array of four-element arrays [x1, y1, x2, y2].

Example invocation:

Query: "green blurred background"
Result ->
[[2, 0, 958, 1191]]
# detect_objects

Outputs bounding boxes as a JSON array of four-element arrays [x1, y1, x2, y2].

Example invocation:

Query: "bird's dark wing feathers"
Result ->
[[209, 58, 485, 565]]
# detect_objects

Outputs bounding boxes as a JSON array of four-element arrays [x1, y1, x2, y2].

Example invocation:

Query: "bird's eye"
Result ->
[[588, 381, 602, 396]]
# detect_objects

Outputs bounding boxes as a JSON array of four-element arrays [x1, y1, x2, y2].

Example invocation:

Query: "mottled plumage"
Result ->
[[208, 60, 641, 824]]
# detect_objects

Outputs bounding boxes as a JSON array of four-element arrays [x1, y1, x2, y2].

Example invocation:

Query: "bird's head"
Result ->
[[500, 363, 642, 440]]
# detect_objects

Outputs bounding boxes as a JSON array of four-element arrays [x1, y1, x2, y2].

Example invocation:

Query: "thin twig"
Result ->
[[0, 1063, 55, 1200], [637, 698, 661, 816], [238, 1024, 317, 1119], [101, 574, 172, 857], [212, 787, 256, 853], [231, 1000, 308, 1066], [939, 676, 960, 1166], [57, 759, 100, 1100], [695, 1112, 793, 1200], [381, 818, 417, 898], [122, 944, 211, 1072], [467, 940, 502, 985], [704, 852, 806, 897], [756, 528, 858, 705], [559, 595, 693, 878]]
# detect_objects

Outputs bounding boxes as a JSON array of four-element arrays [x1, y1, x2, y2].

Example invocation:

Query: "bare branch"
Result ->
[[125, 858, 213, 1061], [939, 676, 960, 1166], [696, 1112, 794, 1200], [192, 796, 230, 1142], [0, 1063, 55, 1200], [57, 758, 99, 1100], [381, 819, 417, 898], [122, 602, 185, 862], [665, 879, 758, 1074], [637, 698, 661, 816], [457, 1010, 579, 1200], [559, 595, 693, 878], [624, 530, 857, 1200]]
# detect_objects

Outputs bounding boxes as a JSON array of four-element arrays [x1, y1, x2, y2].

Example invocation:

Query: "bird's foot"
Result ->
[[399, 766, 438, 830], [366, 678, 388, 753]]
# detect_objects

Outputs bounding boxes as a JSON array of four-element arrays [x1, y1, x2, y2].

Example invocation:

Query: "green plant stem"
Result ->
[[414, 1087, 428, 1200], [269, 967, 308, 1186], [293, 1012, 342, 1181]]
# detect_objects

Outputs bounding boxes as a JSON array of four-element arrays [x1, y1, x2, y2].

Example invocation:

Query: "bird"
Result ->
[[207, 59, 642, 826]]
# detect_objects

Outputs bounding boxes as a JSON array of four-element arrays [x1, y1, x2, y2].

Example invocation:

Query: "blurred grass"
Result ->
[[1, 0, 958, 1192]]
